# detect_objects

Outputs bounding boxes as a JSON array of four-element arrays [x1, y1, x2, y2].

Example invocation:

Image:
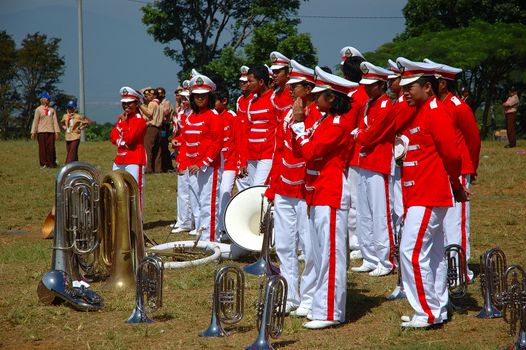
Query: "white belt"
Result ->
[[250, 128, 268, 132], [249, 138, 266, 143], [185, 130, 202, 134], [186, 152, 199, 157], [282, 159, 305, 168], [403, 180, 415, 187], [403, 161, 418, 167], [280, 176, 304, 185], [306, 169, 320, 176]]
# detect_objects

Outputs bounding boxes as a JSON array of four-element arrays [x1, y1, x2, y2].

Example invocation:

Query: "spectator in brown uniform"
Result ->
[[157, 87, 175, 172], [61, 100, 91, 164], [31, 92, 60, 168], [140, 87, 164, 173], [503, 87, 520, 148]]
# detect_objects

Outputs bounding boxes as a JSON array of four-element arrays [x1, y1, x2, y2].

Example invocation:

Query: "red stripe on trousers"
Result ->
[[210, 167, 219, 241], [411, 207, 435, 324], [138, 165, 143, 211], [384, 174, 396, 272], [327, 208, 337, 321]]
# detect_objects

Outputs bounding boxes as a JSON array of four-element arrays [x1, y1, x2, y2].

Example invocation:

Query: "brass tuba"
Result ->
[[246, 275, 288, 350], [445, 244, 468, 299], [127, 254, 164, 323], [99, 170, 145, 291], [200, 265, 245, 337], [37, 161, 103, 310], [476, 247, 507, 318]]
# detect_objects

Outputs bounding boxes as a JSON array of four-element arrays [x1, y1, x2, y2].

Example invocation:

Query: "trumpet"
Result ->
[[476, 247, 507, 318], [445, 244, 468, 299], [127, 254, 164, 324], [200, 265, 245, 337], [246, 275, 287, 350]]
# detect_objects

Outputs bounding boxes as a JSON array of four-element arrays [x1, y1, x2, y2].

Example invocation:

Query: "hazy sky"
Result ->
[[1, 0, 407, 123]]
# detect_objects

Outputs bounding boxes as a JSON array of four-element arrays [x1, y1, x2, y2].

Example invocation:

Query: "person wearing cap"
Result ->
[[340, 48, 368, 261], [503, 86, 519, 148], [265, 59, 321, 318], [235, 65, 253, 191], [170, 81, 195, 234], [110, 87, 148, 207], [349, 62, 397, 277], [395, 57, 469, 329], [156, 87, 175, 173], [179, 74, 224, 242], [270, 51, 294, 122], [240, 65, 280, 187], [31, 92, 61, 168], [140, 87, 164, 173], [290, 67, 357, 329], [60, 100, 91, 164], [425, 58, 481, 282]]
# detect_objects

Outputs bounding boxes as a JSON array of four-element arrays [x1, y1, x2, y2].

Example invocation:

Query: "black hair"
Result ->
[[341, 56, 365, 83], [319, 66, 333, 74], [214, 88, 229, 102], [415, 76, 440, 97], [439, 78, 458, 95], [189, 92, 215, 113], [299, 81, 315, 90], [248, 65, 270, 86], [322, 90, 351, 115]]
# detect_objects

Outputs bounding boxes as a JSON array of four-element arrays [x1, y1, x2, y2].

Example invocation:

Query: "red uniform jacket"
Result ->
[[442, 92, 481, 176], [110, 112, 147, 165], [179, 109, 224, 169], [354, 94, 396, 175], [347, 85, 370, 167], [292, 113, 352, 209], [271, 85, 293, 122], [236, 93, 252, 166], [400, 97, 462, 208], [220, 109, 239, 171], [266, 102, 322, 201], [246, 89, 280, 161], [393, 94, 417, 133]]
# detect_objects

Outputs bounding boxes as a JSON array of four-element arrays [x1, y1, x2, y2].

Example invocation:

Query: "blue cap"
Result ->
[[67, 100, 77, 108], [40, 91, 51, 100]]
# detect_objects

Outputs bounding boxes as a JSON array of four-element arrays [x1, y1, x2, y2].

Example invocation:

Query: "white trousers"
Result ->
[[356, 168, 395, 271], [218, 169, 236, 232], [112, 163, 144, 210], [175, 171, 194, 230], [346, 166, 360, 250], [274, 194, 317, 309], [443, 174, 472, 280], [400, 206, 448, 324], [310, 205, 348, 322], [245, 159, 273, 187], [188, 166, 221, 242], [393, 165, 404, 233]]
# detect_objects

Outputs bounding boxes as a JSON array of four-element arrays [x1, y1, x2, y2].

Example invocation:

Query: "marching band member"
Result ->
[[180, 75, 223, 242], [350, 62, 397, 277], [31, 91, 60, 168], [395, 57, 469, 328], [110, 87, 147, 208], [291, 67, 357, 329], [171, 81, 195, 234], [339, 47, 368, 261], [239, 65, 280, 187], [215, 87, 239, 237], [235, 66, 252, 191], [425, 58, 481, 281], [265, 60, 320, 317], [61, 100, 91, 164], [270, 51, 294, 121]]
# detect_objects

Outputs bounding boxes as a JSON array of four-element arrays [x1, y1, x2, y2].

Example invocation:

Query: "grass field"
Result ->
[[1, 139, 525, 350]]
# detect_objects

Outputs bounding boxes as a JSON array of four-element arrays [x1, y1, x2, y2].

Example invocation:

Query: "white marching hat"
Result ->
[[269, 51, 290, 70], [423, 58, 462, 80], [287, 60, 315, 85], [180, 80, 191, 97], [396, 57, 441, 86], [190, 68, 201, 79], [359, 62, 394, 85], [189, 75, 216, 94], [239, 65, 249, 82], [120, 86, 142, 102], [264, 64, 273, 78], [340, 46, 364, 64], [312, 66, 358, 95], [387, 59, 401, 79]]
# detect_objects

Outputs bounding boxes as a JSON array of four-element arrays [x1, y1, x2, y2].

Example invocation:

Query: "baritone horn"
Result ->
[[246, 275, 287, 350], [445, 244, 468, 300], [127, 254, 164, 324], [477, 247, 507, 318], [200, 265, 245, 337]]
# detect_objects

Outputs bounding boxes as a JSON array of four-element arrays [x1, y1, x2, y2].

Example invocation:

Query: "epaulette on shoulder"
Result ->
[[450, 95, 462, 106], [430, 98, 438, 109], [228, 110, 237, 117]]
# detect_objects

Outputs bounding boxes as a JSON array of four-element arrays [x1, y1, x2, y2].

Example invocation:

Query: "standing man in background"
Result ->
[[31, 92, 60, 168], [503, 87, 519, 148], [140, 87, 164, 173], [157, 87, 175, 172]]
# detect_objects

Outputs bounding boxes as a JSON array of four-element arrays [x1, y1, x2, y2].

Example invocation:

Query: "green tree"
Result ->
[[0, 31, 19, 139], [16, 32, 65, 136]]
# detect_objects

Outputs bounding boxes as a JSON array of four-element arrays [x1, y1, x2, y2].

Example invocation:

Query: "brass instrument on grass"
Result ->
[[387, 223, 406, 300], [37, 162, 103, 311], [127, 254, 164, 323], [200, 265, 245, 337], [99, 170, 146, 291], [246, 275, 287, 350], [477, 247, 507, 318], [445, 244, 468, 299]]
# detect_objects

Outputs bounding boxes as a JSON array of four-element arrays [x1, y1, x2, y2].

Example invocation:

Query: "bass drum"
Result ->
[[223, 185, 269, 252]]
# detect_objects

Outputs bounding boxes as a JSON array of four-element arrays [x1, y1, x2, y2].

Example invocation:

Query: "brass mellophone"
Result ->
[[477, 247, 507, 318], [445, 244, 468, 300]]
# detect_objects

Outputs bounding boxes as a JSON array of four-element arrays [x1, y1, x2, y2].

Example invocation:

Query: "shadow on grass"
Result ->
[[229, 325, 254, 334], [345, 280, 387, 322], [144, 220, 174, 230], [154, 312, 175, 322], [273, 339, 297, 348]]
